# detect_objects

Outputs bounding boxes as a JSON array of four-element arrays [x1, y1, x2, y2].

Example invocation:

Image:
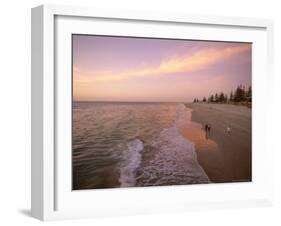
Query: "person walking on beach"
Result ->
[[207, 124, 211, 134], [227, 126, 231, 135], [205, 124, 208, 133], [204, 124, 209, 140]]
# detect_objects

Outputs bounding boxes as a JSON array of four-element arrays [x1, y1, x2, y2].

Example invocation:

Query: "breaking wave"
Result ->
[[119, 139, 144, 187], [136, 104, 210, 186]]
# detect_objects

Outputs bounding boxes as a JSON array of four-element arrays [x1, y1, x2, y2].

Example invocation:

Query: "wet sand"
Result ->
[[182, 103, 252, 183]]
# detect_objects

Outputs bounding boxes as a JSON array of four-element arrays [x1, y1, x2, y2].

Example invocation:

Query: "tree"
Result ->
[[230, 91, 234, 102], [219, 92, 225, 102], [241, 85, 246, 101], [208, 95, 214, 103], [224, 94, 228, 103], [210, 95, 214, 103], [234, 85, 245, 102], [215, 93, 219, 102], [246, 86, 252, 102], [203, 97, 206, 102]]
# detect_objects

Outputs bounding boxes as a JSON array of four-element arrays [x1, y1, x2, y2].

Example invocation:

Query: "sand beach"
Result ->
[[183, 103, 252, 183]]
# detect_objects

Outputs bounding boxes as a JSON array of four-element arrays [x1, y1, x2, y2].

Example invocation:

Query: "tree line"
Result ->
[[193, 85, 252, 104]]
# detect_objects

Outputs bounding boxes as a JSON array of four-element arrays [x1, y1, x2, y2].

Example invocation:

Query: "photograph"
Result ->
[[72, 34, 252, 190]]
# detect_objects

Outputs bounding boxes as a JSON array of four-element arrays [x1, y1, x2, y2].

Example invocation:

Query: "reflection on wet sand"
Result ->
[[180, 120, 230, 183], [180, 121, 219, 153]]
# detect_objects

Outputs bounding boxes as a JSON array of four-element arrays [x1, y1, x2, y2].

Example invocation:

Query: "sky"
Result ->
[[73, 35, 251, 102]]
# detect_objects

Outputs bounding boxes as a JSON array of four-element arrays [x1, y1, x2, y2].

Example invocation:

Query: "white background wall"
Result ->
[[0, 0, 280, 225]]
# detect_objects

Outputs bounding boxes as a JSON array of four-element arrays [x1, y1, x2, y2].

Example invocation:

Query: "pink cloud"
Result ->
[[73, 44, 250, 84]]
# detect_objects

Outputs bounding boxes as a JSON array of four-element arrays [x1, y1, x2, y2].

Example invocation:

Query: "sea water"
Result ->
[[72, 102, 209, 189]]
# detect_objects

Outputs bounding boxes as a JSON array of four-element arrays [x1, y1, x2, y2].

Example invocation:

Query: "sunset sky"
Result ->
[[73, 35, 251, 102]]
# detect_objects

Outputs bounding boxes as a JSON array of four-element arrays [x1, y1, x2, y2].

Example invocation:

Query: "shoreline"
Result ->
[[182, 103, 252, 183]]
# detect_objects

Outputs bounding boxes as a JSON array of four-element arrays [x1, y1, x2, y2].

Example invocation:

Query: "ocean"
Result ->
[[72, 102, 209, 190]]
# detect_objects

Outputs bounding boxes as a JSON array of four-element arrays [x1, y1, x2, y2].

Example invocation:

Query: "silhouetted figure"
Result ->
[[205, 124, 208, 132], [207, 124, 211, 134], [204, 124, 209, 140]]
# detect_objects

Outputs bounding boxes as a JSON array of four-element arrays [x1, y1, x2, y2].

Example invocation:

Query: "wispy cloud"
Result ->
[[74, 44, 250, 84]]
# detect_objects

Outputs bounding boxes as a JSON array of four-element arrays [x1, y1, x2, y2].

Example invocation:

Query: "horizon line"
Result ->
[[73, 100, 190, 103]]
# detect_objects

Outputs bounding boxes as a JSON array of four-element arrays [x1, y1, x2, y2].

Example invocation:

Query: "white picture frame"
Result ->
[[31, 4, 274, 221]]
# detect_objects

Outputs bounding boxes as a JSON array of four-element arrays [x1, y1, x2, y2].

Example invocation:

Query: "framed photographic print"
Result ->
[[31, 4, 274, 221]]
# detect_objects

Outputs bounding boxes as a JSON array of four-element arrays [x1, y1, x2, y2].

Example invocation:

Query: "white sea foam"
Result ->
[[119, 139, 144, 187], [175, 104, 193, 128], [137, 104, 210, 186]]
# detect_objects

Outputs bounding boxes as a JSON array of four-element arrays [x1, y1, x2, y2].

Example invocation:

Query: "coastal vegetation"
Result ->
[[193, 84, 252, 107]]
